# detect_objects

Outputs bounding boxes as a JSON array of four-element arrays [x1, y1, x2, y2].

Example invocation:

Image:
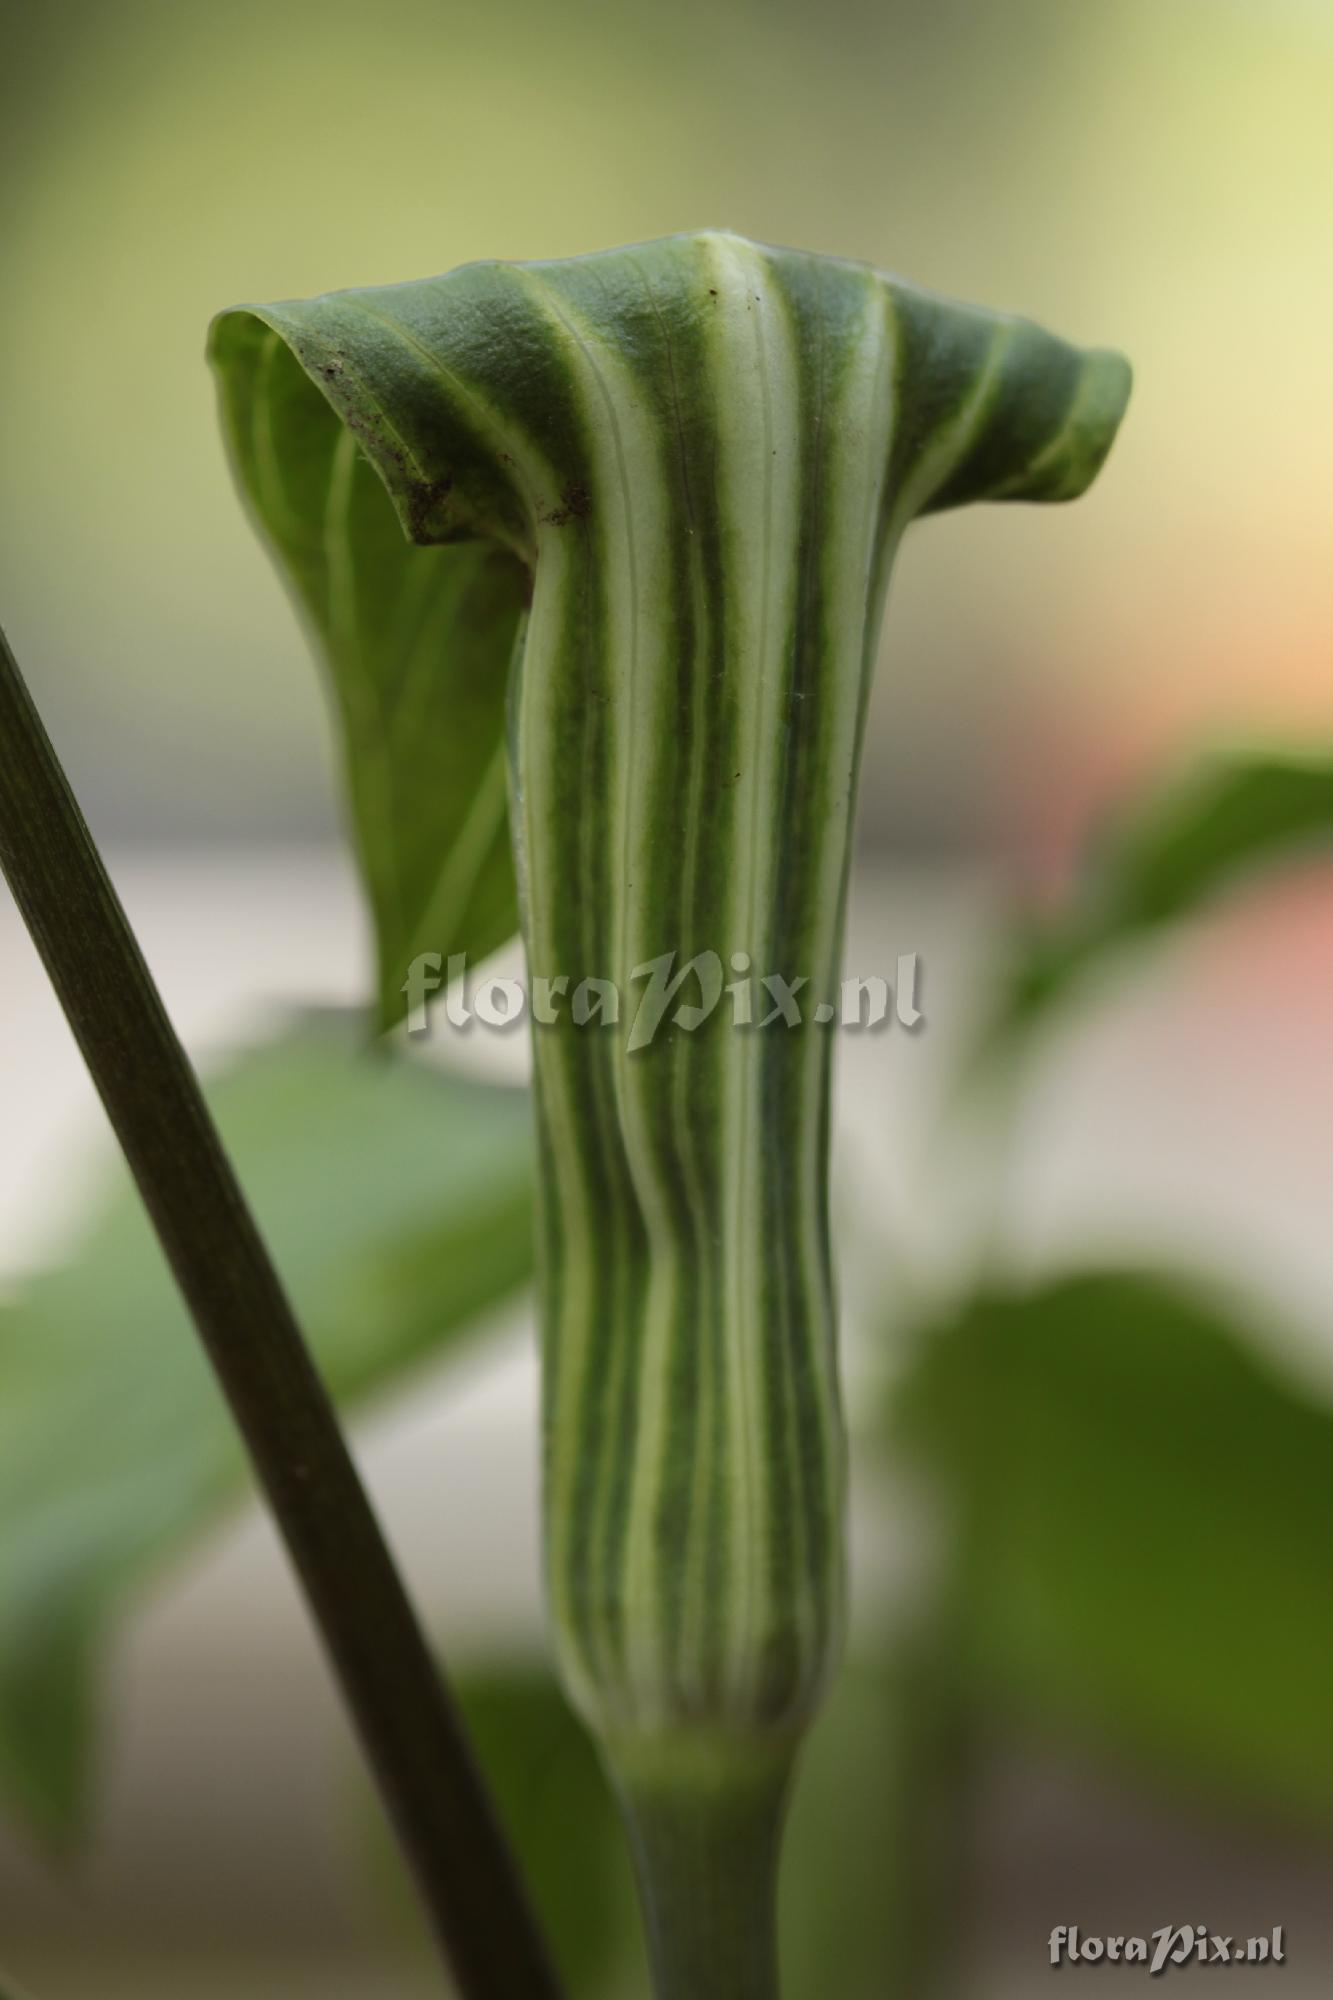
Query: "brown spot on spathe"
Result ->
[[405, 475, 454, 540], [542, 481, 592, 529]]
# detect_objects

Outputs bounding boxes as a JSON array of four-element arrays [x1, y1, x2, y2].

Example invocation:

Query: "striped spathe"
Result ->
[[212, 230, 1130, 1998]]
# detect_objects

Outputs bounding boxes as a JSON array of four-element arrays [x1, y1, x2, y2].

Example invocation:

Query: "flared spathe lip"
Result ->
[[211, 228, 1131, 553]]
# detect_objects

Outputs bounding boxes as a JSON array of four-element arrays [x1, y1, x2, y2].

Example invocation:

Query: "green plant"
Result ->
[[0, 627, 561, 1998], [207, 231, 1128, 1996], [10, 230, 1333, 1999], [7, 708, 1333, 1992]]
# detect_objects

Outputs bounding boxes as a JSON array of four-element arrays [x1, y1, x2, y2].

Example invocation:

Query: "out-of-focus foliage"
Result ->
[[978, 750, 1333, 1067], [379, 1649, 959, 2000], [895, 1270, 1333, 1829], [0, 1016, 534, 1844], [781, 1646, 963, 2000], [7, 0, 1333, 851], [455, 1671, 648, 1995], [447, 1272, 1333, 1996], [9, 731, 1333, 1942], [369, 1667, 658, 1996]]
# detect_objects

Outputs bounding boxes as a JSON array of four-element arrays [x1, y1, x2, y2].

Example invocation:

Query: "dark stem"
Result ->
[[0, 621, 563, 2000]]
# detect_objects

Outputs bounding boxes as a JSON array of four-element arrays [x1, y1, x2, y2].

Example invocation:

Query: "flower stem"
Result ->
[[0, 619, 563, 2000], [610, 1734, 795, 2000]]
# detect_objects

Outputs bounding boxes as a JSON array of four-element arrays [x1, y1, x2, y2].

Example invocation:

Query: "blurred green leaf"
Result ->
[[979, 750, 1333, 1065], [456, 1669, 647, 1995], [378, 1652, 946, 2000], [782, 1655, 900, 1998], [0, 1015, 533, 1844], [783, 1643, 976, 2000], [895, 1270, 1333, 1826], [359, 1661, 646, 1996], [212, 314, 525, 1030], [444, 1650, 975, 2000]]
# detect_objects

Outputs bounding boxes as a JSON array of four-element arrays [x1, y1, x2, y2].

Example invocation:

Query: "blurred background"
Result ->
[[2, 0, 1333, 1993]]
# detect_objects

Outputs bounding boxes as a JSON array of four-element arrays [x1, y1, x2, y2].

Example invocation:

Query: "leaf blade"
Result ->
[[0, 1017, 534, 1842], [895, 1269, 1333, 1826], [979, 749, 1333, 1066]]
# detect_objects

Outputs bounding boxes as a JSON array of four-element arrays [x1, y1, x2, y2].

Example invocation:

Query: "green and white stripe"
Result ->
[[212, 231, 1130, 1994]]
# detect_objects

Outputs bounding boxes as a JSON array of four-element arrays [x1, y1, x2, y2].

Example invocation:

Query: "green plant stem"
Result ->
[[0, 620, 562, 2000], [610, 1737, 793, 2000]]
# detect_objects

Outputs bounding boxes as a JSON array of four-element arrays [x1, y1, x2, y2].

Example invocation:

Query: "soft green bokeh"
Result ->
[[5, 0, 1331, 847], [0, 1016, 533, 1845]]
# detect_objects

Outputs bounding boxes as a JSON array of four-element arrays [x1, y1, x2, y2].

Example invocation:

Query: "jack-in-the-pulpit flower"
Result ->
[[212, 232, 1130, 1998]]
